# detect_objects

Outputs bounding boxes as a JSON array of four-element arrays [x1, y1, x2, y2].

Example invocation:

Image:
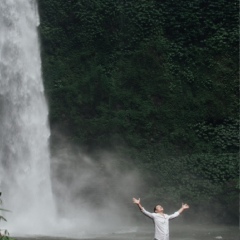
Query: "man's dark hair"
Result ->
[[153, 205, 158, 212]]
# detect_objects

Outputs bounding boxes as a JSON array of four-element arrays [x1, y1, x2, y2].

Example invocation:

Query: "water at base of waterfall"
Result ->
[[11, 224, 240, 240]]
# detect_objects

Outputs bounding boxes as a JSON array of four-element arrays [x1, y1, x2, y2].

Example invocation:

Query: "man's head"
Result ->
[[154, 204, 164, 213]]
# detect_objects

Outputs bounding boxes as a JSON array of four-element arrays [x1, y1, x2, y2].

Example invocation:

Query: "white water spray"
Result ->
[[0, 0, 56, 234], [0, 1, 142, 237]]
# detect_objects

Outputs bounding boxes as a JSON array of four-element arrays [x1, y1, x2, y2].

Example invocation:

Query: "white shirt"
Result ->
[[141, 208, 179, 240]]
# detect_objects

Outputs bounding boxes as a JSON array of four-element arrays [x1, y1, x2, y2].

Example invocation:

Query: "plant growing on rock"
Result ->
[[0, 193, 14, 240]]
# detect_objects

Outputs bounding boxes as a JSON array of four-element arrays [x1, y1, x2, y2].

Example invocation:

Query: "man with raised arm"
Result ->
[[132, 197, 189, 240]]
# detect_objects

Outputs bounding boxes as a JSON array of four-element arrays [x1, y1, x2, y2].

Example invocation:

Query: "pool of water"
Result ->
[[13, 223, 239, 240]]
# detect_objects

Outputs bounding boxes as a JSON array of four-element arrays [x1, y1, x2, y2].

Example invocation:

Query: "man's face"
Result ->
[[155, 205, 164, 213]]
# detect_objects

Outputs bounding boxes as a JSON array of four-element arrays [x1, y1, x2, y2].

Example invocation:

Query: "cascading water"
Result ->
[[0, 0, 142, 238], [0, 0, 56, 234]]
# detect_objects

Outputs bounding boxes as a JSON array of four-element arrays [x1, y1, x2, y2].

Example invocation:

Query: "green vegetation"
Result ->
[[0, 193, 14, 240], [38, 0, 239, 223]]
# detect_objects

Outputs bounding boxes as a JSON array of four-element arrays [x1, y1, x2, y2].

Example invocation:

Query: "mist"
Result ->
[[48, 133, 143, 237]]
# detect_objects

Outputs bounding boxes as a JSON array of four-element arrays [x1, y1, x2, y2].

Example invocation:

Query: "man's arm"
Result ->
[[132, 197, 154, 219], [132, 198, 143, 210], [168, 203, 190, 219], [177, 203, 189, 214]]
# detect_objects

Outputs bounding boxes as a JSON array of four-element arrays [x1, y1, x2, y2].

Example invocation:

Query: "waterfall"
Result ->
[[0, 0, 56, 234]]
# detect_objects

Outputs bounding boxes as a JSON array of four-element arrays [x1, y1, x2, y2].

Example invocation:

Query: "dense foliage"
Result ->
[[38, 0, 239, 223]]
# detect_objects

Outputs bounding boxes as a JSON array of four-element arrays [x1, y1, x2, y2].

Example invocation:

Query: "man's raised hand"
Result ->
[[182, 203, 189, 209], [132, 197, 140, 204]]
